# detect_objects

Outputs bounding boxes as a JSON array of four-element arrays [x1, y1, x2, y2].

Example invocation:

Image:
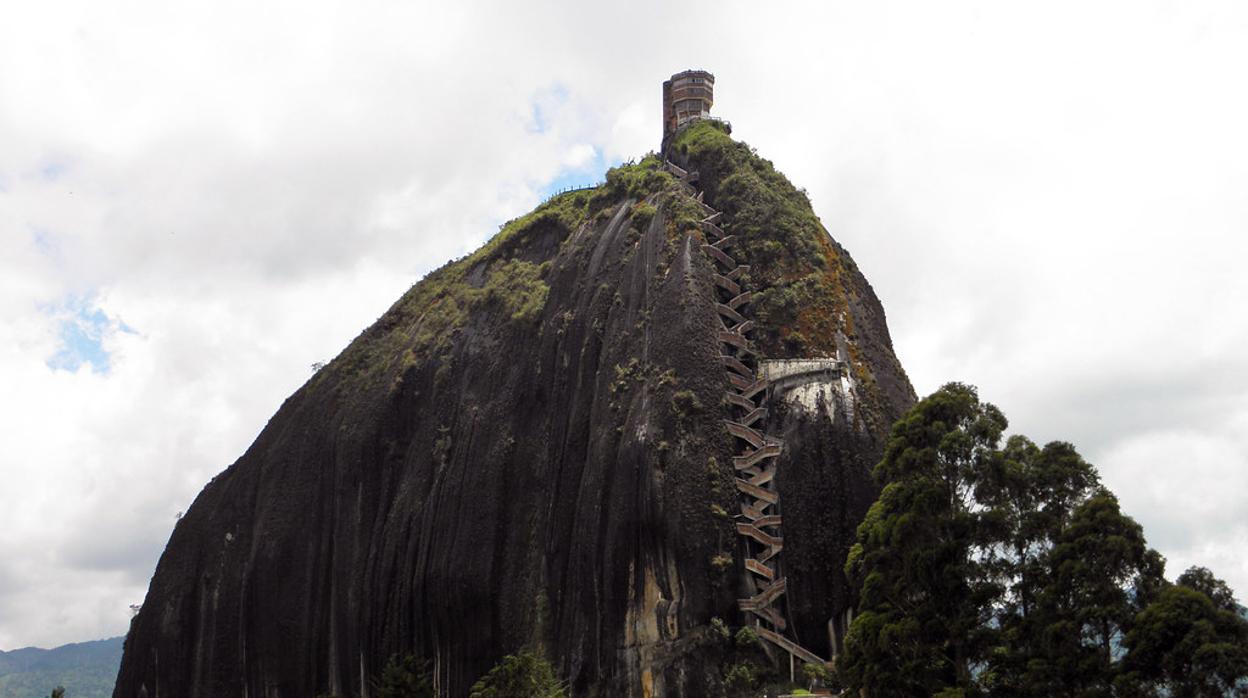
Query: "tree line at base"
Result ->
[[840, 383, 1248, 697], [313, 649, 565, 698]]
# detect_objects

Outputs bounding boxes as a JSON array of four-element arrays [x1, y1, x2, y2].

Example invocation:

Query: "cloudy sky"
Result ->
[[2, 0, 1246, 649]]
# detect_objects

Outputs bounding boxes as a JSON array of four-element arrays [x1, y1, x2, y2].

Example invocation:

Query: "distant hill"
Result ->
[[0, 637, 122, 698]]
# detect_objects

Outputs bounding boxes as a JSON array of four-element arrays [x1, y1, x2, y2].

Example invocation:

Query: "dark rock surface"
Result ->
[[114, 125, 914, 697]]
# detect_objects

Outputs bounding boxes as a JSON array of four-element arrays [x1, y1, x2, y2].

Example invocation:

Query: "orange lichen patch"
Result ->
[[783, 235, 848, 358]]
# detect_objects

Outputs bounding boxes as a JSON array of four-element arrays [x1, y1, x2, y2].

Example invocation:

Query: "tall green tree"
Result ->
[[842, 383, 1184, 696], [974, 438, 1104, 694], [1025, 491, 1164, 695], [841, 383, 1007, 696]]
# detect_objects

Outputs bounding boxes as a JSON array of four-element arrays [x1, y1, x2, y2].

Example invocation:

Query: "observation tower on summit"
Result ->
[[662, 69, 715, 142]]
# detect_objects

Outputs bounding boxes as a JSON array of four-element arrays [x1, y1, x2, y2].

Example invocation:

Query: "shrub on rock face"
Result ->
[[468, 649, 564, 698], [375, 654, 433, 698], [374, 654, 434, 698], [723, 661, 759, 698], [671, 389, 703, 418], [801, 661, 833, 691]]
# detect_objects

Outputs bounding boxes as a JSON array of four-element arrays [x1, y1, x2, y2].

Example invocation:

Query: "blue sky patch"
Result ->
[[537, 149, 625, 201], [45, 296, 134, 375]]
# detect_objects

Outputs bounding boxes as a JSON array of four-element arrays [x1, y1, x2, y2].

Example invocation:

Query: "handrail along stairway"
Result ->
[[664, 160, 829, 670]]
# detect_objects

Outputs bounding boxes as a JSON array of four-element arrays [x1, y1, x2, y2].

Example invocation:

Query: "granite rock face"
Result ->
[[114, 122, 914, 697]]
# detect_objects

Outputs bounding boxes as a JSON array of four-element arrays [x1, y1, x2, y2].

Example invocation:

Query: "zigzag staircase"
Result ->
[[665, 160, 828, 669]]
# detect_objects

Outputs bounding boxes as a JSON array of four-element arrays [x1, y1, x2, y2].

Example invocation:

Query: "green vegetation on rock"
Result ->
[[587, 154, 674, 212], [323, 154, 690, 395], [672, 121, 824, 268], [669, 120, 887, 417], [374, 653, 433, 698], [467, 649, 564, 698]]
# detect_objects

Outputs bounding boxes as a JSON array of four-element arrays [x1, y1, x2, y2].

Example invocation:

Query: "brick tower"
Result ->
[[662, 69, 715, 141]]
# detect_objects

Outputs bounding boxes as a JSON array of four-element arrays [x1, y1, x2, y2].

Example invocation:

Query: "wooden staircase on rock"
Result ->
[[665, 160, 829, 669]]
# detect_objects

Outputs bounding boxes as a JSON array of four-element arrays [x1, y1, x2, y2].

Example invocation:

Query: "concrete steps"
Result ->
[[681, 164, 829, 669]]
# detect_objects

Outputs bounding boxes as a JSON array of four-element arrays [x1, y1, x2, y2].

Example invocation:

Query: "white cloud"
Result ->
[[2, 0, 1247, 648], [562, 143, 597, 170], [1101, 421, 1248, 592]]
